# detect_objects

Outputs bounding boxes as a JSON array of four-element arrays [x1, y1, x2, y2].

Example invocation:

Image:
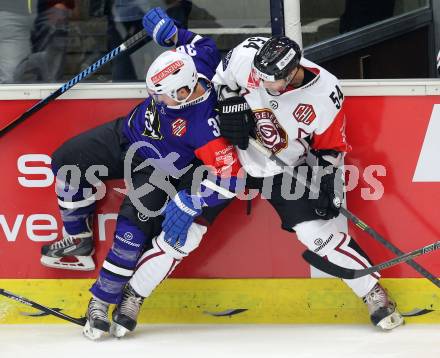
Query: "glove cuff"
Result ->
[[219, 97, 250, 115], [174, 192, 203, 216], [155, 21, 177, 47]]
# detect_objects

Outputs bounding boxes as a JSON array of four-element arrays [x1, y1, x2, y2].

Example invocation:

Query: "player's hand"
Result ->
[[310, 151, 344, 220], [162, 190, 204, 247], [143, 7, 177, 47], [217, 96, 254, 150]]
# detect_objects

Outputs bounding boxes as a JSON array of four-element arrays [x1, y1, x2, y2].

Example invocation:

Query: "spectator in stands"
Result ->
[[14, 0, 78, 82], [107, 0, 192, 81], [0, 1, 36, 83]]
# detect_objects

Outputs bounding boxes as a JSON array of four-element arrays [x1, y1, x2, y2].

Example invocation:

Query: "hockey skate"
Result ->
[[83, 297, 111, 340], [40, 227, 95, 271], [363, 283, 404, 330], [111, 283, 144, 338]]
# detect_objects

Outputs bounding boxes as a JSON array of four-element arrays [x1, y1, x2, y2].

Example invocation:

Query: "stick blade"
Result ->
[[302, 250, 356, 279], [77, 316, 88, 326]]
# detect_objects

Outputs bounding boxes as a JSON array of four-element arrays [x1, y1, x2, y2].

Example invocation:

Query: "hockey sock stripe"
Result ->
[[58, 195, 96, 209], [100, 267, 132, 281], [334, 234, 380, 280], [102, 260, 134, 277]]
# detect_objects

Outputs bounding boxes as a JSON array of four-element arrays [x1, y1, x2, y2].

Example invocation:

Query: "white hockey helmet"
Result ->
[[146, 50, 198, 103]]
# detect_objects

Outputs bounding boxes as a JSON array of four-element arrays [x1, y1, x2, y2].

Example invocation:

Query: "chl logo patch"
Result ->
[[254, 109, 287, 154], [171, 118, 187, 137], [293, 103, 316, 125]]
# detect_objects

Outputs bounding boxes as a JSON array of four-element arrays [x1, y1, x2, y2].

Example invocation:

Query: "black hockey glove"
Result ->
[[310, 149, 344, 220], [217, 96, 255, 150]]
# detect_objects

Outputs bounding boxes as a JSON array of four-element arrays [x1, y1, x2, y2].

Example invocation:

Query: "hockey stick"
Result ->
[[248, 138, 440, 288], [0, 29, 148, 137], [0, 288, 86, 326], [336, 208, 440, 286], [302, 240, 440, 279]]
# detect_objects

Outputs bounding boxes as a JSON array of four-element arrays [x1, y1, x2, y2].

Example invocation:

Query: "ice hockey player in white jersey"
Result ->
[[212, 36, 404, 330]]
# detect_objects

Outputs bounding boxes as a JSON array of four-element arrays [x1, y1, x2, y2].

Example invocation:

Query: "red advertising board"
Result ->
[[1, 94, 440, 279]]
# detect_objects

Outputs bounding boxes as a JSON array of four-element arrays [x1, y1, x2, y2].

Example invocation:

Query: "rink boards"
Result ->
[[1, 278, 440, 324], [1, 81, 440, 324]]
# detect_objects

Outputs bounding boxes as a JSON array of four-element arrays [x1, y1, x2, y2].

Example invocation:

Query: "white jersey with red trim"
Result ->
[[213, 37, 349, 177]]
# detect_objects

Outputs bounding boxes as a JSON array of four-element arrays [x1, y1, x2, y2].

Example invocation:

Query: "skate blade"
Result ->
[[41, 255, 95, 271], [377, 311, 405, 330], [110, 322, 131, 338], [83, 320, 107, 341]]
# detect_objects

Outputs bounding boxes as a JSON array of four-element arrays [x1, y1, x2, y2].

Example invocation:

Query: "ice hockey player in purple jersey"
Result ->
[[39, 8, 241, 340]]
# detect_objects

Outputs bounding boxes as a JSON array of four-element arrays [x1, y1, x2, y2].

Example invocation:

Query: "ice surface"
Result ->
[[0, 324, 438, 358]]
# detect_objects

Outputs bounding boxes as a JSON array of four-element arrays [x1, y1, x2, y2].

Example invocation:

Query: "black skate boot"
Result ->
[[83, 297, 110, 340], [363, 283, 404, 330], [40, 226, 94, 271], [111, 283, 144, 338], [83, 297, 111, 340]]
